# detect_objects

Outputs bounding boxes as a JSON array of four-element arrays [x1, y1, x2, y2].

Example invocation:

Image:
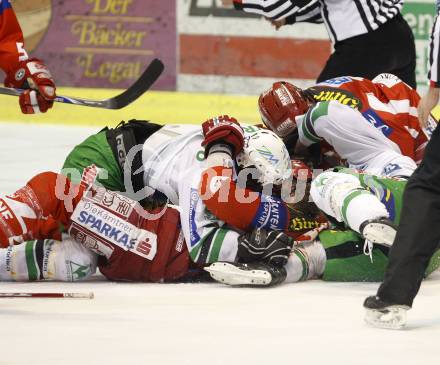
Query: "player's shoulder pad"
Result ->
[[310, 99, 348, 120], [372, 73, 402, 88]]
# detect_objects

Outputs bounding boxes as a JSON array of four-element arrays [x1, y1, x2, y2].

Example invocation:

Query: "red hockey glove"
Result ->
[[4, 58, 56, 114], [202, 115, 244, 158]]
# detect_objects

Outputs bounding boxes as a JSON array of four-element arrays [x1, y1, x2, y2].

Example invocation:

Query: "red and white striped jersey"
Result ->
[[305, 74, 426, 163]]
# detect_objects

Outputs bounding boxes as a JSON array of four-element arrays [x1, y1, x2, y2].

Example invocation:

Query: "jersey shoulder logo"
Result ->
[[307, 86, 362, 110]]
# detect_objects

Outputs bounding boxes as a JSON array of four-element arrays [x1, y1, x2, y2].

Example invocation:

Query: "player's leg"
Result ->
[[317, 14, 416, 88], [364, 125, 440, 328], [376, 14, 416, 89], [205, 240, 326, 286], [0, 237, 97, 281], [365, 150, 440, 304], [316, 36, 391, 85], [310, 171, 396, 246]]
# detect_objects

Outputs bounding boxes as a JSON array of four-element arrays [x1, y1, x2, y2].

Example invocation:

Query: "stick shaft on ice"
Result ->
[[0, 292, 94, 299]]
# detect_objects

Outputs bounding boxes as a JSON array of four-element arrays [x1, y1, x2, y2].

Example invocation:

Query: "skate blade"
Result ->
[[364, 306, 408, 330], [204, 262, 271, 286], [362, 222, 397, 247]]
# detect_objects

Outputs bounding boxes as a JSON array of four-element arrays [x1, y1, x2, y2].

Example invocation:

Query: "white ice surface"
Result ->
[[0, 122, 439, 365]]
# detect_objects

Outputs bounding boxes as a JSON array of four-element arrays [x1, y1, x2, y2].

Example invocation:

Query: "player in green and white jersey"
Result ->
[[206, 168, 440, 285]]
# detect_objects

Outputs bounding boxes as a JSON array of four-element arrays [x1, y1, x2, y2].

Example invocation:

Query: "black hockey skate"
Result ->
[[363, 295, 410, 330], [204, 262, 287, 287], [359, 217, 397, 247]]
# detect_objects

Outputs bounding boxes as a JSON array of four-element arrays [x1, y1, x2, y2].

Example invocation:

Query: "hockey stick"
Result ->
[[0, 58, 164, 109], [0, 292, 94, 299]]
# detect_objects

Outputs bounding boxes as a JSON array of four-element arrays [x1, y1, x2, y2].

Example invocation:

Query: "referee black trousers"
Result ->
[[377, 123, 440, 307], [317, 14, 416, 88]]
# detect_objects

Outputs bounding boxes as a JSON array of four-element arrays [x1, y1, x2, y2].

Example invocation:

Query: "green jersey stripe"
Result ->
[[311, 101, 329, 121], [25, 241, 39, 281], [190, 228, 216, 263], [208, 228, 228, 262], [341, 189, 370, 225], [302, 108, 322, 143], [197, 229, 217, 264], [292, 248, 309, 281]]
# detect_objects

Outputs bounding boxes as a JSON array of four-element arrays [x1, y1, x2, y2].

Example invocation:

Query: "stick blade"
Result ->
[[106, 58, 165, 109]]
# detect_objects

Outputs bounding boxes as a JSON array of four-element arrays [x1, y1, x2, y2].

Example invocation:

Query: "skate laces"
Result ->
[[363, 239, 374, 263]]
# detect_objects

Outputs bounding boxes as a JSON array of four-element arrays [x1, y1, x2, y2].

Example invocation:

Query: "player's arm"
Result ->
[[200, 164, 291, 232], [186, 212, 294, 268], [199, 115, 291, 232], [0, 1, 56, 113], [417, 5, 440, 127], [223, 0, 315, 21], [0, 0, 26, 73], [0, 171, 86, 247]]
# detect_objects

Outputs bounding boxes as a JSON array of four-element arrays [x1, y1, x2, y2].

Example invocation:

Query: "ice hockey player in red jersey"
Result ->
[[0, 167, 191, 282], [259, 74, 426, 175], [0, 121, 301, 283], [0, 0, 56, 113]]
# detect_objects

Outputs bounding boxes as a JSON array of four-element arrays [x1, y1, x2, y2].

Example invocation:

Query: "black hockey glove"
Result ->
[[238, 228, 294, 267]]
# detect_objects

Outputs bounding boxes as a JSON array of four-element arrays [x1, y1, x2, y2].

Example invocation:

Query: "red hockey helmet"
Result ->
[[258, 81, 310, 138]]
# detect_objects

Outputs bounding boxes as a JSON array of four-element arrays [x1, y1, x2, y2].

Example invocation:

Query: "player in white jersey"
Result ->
[[206, 166, 440, 287], [259, 74, 421, 178], [140, 120, 299, 266]]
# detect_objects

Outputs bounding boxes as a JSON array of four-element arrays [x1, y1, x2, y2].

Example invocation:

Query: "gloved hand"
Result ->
[[238, 228, 294, 267], [202, 115, 244, 158], [4, 58, 56, 114]]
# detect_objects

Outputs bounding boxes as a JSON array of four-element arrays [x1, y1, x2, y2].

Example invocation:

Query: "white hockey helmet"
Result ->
[[236, 128, 292, 185]]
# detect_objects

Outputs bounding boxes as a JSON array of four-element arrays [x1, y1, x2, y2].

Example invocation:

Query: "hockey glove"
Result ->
[[202, 115, 244, 158], [238, 228, 294, 267], [4, 58, 56, 114]]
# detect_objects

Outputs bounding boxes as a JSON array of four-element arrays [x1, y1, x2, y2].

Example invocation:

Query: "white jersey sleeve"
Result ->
[[297, 101, 417, 177], [178, 170, 240, 265]]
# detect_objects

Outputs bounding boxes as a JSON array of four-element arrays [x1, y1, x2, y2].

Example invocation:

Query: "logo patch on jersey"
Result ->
[[382, 163, 402, 176], [77, 209, 137, 249], [256, 145, 279, 165], [320, 76, 352, 86], [189, 188, 201, 246], [68, 261, 92, 281], [252, 195, 287, 231], [362, 109, 392, 137], [289, 217, 322, 232], [14, 68, 26, 82], [309, 86, 362, 110]]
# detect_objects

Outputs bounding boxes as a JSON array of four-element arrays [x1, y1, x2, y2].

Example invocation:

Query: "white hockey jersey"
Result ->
[[141, 124, 242, 265]]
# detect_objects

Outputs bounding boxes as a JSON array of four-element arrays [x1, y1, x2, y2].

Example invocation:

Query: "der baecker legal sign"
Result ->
[[14, 0, 176, 90], [12, 0, 438, 93]]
